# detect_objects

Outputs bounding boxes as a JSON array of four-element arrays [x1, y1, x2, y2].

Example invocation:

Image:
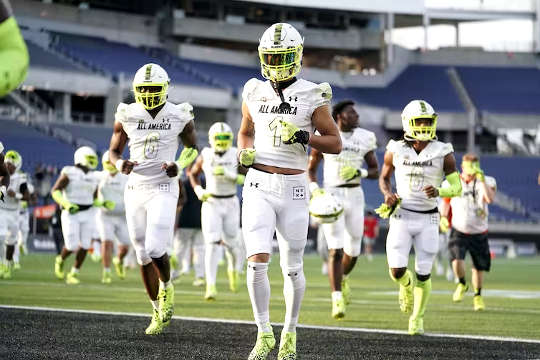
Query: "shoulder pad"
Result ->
[[317, 82, 332, 102], [242, 78, 261, 101], [441, 142, 454, 156], [61, 166, 74, 177], [386, 139, 399, 153], [114, 103, 129, 123]]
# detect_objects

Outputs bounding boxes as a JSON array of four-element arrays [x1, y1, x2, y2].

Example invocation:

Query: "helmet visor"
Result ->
[[134, 84, 168, 110], [85, 155, 98, 169], [212, 132, 233, 151], [259, 46, 302, 67]]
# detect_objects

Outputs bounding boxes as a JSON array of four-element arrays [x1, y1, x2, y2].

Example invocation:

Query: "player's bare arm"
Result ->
[[109, 121, 136, 175], [364, 150, 379, 179], [0, 153, 9, 188], [238, 101, 255, 150], [310, 105, 342, 154], [307, 147, 323, 183], [379, 151, 399, 206], [51, 173, 69, 193], [188, 155, 204, 188], [424, 153, 459, 198]]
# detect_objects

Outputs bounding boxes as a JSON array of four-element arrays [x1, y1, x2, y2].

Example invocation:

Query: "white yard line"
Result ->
[[1, 304, 539, 344]]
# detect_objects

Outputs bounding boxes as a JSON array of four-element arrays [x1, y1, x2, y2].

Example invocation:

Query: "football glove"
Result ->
[[52, 190, 79, 214], [375, 198, 401, 219], [213, 166, 225, 176], [279, 120, 310, 145], [93, 199, 114, 210], [194, 185, 211, 202], [238, 148, 256, 167], [236, 174, 245, 185], [339, 166, 368, 181], [176, 147, 198, 169], [66, 203, 80, 215], [439, 216, 450, 233]]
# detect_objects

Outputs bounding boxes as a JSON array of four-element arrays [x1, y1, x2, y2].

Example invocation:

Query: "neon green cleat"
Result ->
[[205, 284, 218, 301], [90, 253, 101, 263], [341, 275, 351, 305], [2, 263, 13, 279], [248, 328, 275, 360], [113, 257, 125, 279], [102, 270, 112, 284], [228, 269, 239, 293], [277, 331, 296, 360], [408, 317, 424, 335], [158, 284, 174, 323], [473, 295, 485, 311], [331, 297, 346, 319], [13, 262, 21, 270], [145, 308, 166, 335], [453, 283, 469, 302], [66, 271, 80, 285], [192, 277, 205, 287], [399, 280, 414, 314], [54, 255, 65, 280]]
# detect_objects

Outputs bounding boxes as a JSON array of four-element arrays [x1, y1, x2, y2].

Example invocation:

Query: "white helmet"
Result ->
[[133, 63, 170, 110], [4, 150, 22, 171], [258, 23, 303, 82], [309, 191, 344, 224], [401, 100, 438, 141], [74, 146, 98, 169], [101, 150, 117, 174], [208, 122, 233, 153]]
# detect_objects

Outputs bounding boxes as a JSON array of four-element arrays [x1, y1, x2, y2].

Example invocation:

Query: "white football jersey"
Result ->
[[447, 176, 496, 234], [387, 139, 453, 211], [115, 101, 194, 184], [60, 166, 100, 205], [97, 171, 128, 215], [0, 171, 26, 210], [323, 128, 376, 187], [201, 146, 238, 196], [242, 78, 332, 171]]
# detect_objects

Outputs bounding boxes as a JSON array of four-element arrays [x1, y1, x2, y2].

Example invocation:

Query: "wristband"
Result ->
[[359, 168, 368, 178], [309, 182, 320, 193], [115, 159, 125, 172]]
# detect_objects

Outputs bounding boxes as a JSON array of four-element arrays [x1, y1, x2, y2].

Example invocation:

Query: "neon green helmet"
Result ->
[[132, 63, 169, 110], [401, 100, 438, 141], [209, 122, 233, 153], [5, 150, 22, 171]]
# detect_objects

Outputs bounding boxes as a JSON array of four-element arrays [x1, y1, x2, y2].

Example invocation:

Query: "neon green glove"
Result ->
[[279, 120, 310, 145], [338, 166, 368, 181], [52, 190, 79, 214], [103, 200, 116, 211], [375, 198, 401, 219], [213, 166, 225, 176], [236, 174, 245, 185], [0, 18, 29, 97], [176, 147, 198, 169], [194, 185, 211, 202], [238, 148, 256, 167], [20, 200, 28, 209], [439, 216, 450, 233]]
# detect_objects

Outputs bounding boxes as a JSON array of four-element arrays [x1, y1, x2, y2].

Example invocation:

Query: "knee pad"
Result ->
[[280, 246, 304, 270]]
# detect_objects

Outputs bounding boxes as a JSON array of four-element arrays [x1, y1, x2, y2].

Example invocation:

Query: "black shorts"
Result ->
[[448, 229, 491, 271]]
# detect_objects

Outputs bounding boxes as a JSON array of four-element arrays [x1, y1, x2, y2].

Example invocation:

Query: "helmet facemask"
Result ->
[[211, 132, 233, 153], [259, 46, 303, 83], [84, 155, 98, 169], [406, 115, 438, 141], [133, 84, 168, 110]]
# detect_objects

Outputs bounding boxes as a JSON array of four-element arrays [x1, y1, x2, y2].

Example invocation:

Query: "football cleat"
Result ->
[[145, 308, 165, 335], [90, 253, 101, 263], [113, 257, 126, 279], [248, 327, 275, 360], [205, 284, 218, 301], [158, 284, 174, 323], [192, 277, 205, 287], [331, 297, 346, 319], [54, 255, 65, 279], [66, 271, 80, 285], [13, 262, 21, 270], [408, 317, 424, 335], [341, 275, 351, 305], [399, 278, 414, 314], [2, 263, 13, 279], [102, 270, 112, 284], [228, 269, 239, 293], [473, 295, 485, 311], [453, 283, 469, 302], [277, 331, 296, 360]]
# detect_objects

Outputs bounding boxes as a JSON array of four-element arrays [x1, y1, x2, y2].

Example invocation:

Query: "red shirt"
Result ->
[[364, 216, 378, 238]]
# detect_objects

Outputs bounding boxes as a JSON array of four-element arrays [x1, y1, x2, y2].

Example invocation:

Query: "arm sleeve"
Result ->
[[0, 17, 29, 97], [438, 171, 462, 198]]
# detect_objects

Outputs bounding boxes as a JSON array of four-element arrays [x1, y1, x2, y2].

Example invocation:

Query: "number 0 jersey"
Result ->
[[201, 146, 238, 196], [323, 128, 376, 188], [115, 101, 194, 184], [387, 139, 453, 211], [242, 78, 332, 171]]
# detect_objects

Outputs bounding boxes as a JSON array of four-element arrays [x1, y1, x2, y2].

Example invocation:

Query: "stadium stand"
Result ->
[[27, 41, 89, 73]]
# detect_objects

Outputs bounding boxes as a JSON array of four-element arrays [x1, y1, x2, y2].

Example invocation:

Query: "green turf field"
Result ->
[[1, 253, 539, 340]]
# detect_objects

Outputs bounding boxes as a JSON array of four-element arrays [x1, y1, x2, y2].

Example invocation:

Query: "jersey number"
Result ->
[[269, 116, 282, 147], [409, 166, 425, 192], [144, 132, 160, 159]]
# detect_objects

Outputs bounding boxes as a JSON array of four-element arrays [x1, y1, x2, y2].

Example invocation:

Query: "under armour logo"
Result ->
[[250, 182, 259, 188], [288, 96, 298, 102]]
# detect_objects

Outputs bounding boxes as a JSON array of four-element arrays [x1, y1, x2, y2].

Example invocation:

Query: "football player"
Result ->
[[308, 99, 379, 319], [96, 151, 129, 284], [239, 23, 341, 360], [378, 100, 462, 335], [108, 63, 198, 335], [441, 153, 496, 311], [13, 169, 37, 269], [0, 0, 28, 97], [0, 150, 29, 279], [51, 146, 100, 284], [188, 122, 245, 300], [0, 141, 10, 200]]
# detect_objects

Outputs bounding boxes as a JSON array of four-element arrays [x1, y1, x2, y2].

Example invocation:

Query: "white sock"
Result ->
[[331, 291, 343, 302], [104, 268, 111, 273], [205, 243, 221, 286], [247, 262, 271, 333], [93, 241, 101, 256], [13, 245, 20, 263], [71, 267, 80, 274], [282, 265, 305, 333], [150, 300, 159, 310]]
